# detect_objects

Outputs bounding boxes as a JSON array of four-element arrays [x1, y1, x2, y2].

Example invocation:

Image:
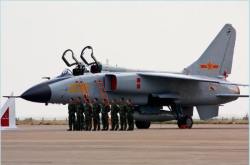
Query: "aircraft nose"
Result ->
[[21, 83, 51, 103]]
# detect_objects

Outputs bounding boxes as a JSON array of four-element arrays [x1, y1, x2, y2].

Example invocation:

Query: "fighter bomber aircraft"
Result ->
[[16, 24, 248, 129]]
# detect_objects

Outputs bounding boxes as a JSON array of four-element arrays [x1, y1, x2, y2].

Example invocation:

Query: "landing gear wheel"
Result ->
[[135, 120, 151, 129], [177, 116, 193, 129]]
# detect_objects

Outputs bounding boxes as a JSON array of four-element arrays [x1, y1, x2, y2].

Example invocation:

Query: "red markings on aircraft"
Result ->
[[136, 78, 141, 89], [223, 70, 228, 79], [1, 108, 9, 127], [200, 61, 219, 70]]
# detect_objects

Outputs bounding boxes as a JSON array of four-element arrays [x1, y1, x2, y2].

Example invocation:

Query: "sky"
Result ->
[[0, 1, 249, 119]]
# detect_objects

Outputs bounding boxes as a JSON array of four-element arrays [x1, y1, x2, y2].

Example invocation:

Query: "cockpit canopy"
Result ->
[[57, 69, 73, 78]]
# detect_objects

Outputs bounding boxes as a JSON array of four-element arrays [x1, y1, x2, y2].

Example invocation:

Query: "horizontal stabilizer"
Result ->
[[216, 94, 249, 98], [197, 105, 219, 120]]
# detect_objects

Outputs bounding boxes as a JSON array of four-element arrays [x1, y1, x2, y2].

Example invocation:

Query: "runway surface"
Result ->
[[2, 124, 248, 165]]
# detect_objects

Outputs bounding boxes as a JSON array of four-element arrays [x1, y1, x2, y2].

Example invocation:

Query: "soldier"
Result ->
[[67, 102, 76, 131], [119, 97, 127, 131], [126, 99, 134, 131], [92, 98, 101, 131], [110, 99, 120, 131], [101, 99, 110, 130], [76, 99, 85, 131], [84, 99, 93, 131]]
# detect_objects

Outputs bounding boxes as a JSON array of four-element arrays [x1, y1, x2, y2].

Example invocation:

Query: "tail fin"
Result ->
[[184, 24, 236, 78], [1, 93, 16, 130]]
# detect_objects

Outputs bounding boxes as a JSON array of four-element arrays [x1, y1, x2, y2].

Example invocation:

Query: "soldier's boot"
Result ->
[[85, 121, 89, 131], [116, 119, 119, 130], [110, 120, 115, 131], [87, 124, 90, 131], [127, 123, 133, 131], [123, 121, 127, 131], [68, 124, 72, 131], [114, 118, 118, 130], [131, 120, 135, 130], [89, 120, 92, 131], [101, 118, 105, 130], [68, 117, 72, 131], [103, 122, 107, 131], [127, 119, 131, 130], [68, 121, 72, 131], [76, 121, 79, 131], [114, 124, 118, 131], [119, 122, 123, 131], [97, 123, 100, 131], [102, 127, 105, 131], [92, 122, 96, 131], [82, 122, 85, 130], [102, 122, 106, 131], [80, 119, 84, 131], [73, 121, 76, 131], [106, 118, 109, 130], [114, 121, 118, 130]]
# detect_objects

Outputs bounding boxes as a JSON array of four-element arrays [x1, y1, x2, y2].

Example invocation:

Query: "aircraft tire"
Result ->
[[135, 120, 151, 129], [177, 116, 193, 129]]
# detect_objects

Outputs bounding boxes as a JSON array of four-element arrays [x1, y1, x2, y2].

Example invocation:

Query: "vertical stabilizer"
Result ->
[[184, 24, 236, 78], [1, 93, 16, 130]]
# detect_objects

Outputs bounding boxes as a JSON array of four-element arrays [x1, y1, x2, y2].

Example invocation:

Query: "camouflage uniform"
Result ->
[[84, 103, 93, 131], [102, 103, 110, 130], [119, 103, 127, 131], [92, 102, 101, 131], [111, 103, 120, 130], [68, 104, 76, 131], [127, 101, 134, 130], [76, 103, 85, 131]]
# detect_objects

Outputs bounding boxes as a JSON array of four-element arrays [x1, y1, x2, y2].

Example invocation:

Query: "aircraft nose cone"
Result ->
[[21, 83, 51, 103]]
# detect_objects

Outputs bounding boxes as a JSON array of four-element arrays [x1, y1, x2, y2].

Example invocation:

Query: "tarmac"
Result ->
[[1, 124, 248, 165]]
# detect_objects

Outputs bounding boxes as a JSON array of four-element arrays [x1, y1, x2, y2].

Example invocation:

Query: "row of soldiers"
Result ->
[[68, 97, 134, 131]]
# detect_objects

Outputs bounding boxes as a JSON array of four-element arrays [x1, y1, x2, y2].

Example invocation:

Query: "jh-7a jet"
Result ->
[[14, 24, 248, 129]]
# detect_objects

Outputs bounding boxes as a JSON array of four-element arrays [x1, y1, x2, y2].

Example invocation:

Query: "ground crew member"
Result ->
[[68, 103, 76, 131], [110, 99, 120, 131], [84, 99, 93, 131], [76, 100, 85, 131], [119, 97, 127, 131], [92, 98, 101, 131], [101, 99, 110, 131], [127, 99, 134, 131]]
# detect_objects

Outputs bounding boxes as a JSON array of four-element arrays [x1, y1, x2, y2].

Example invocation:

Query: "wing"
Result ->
[[138, 72, 249, 86], [138, 72, 220, 83]]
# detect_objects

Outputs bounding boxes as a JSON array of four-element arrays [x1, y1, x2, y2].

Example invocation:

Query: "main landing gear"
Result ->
[[177, 116, 193, 129], [135, 120, 151, 129], [172, 104, 193, 129]]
